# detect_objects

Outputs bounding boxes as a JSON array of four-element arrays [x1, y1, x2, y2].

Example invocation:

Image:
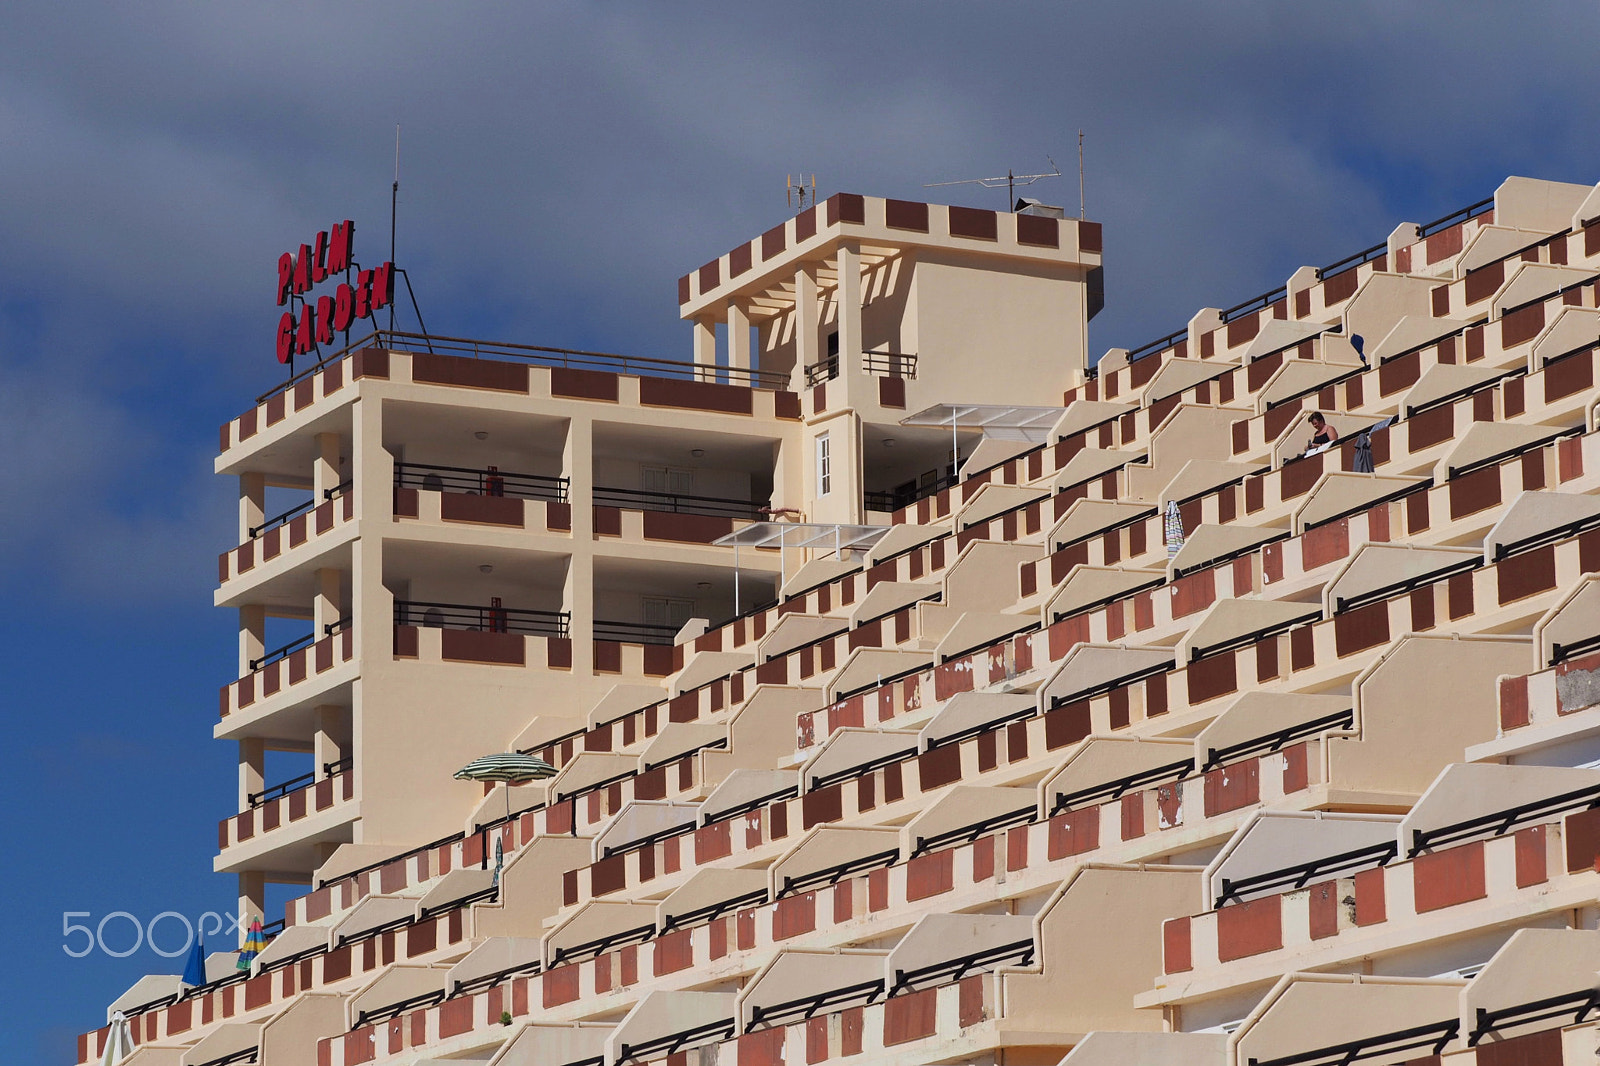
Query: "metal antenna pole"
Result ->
[[1078, 131, 1085, 219], [925, 159, 1061, 212], [390, 125, 399, 333]]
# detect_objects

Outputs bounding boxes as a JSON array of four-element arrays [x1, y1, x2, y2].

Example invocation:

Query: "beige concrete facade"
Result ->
[[76, 177, 1600, 1066]]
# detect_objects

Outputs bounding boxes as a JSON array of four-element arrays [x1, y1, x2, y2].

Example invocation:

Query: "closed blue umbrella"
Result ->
[[182, 934, 206, 986]]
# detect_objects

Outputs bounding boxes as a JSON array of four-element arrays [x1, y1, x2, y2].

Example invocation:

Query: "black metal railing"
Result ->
[[747, 979, 884, 1030], [1125, 327, 1188, 364], [888, 938, 1036, 996], [1408, 782, 1600, 857], [810, 748, 919, 792], [1246, 1018, 1459, 1066], [194, 1048, 259, 1066], [250, 498, 316, 539], [354, 988, 448, 1029], [261, 329, 790, 406], [1215, 840, 1398, 908], [249, 770, 313, 808], [592, 619, 680, 646], [1054, 576, 1166, 626], [864, 470, 957, 513], [248, 617, 350, 672], [550, 922, 656, 967], [602, 820, 699, 861], [1203, 710, 1354, 773], [394, 600, 569, 638], [1468, 987, 1600, 1045], [805, 356, 839, 386], [912, 805, 1036, 857], [1448, 425, 1582, 480], [451, 956, 543, 999], [1405, 367, 1525, 419], [1316, 240, 1388, 281], [1552, 632, 1600, 666], [1187, 610, 1321, 664], [1418, 195, 1495, 239], [395, 462, 568, 502], [1047, 659, 1175, 710], [618, 1017, 738, 1064], [1491, 507, 1600, 564], [1052, 757, 1194, 816], [1333, 556, 1478, 614], [919, 701, 1033, 754], [593, 484, 769, 520], [862, 350, 917, 377], [703, 786, 800, 826], [1220, 285, 1289, 324], [779, 848, 900, 898], [660, 888, 770, 933], [420, 884, 497, 922]]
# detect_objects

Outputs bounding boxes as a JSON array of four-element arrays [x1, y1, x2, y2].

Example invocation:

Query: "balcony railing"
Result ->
[[248, 617, 350, 672], [247, 758, 353, 808], [394, 600, 569, 638], [805, 351, 918, 387], [863, 469, 957, 513], [395, 462, 568, 502], [248, 481, 352, 539], [593, 485, 769, 520], [593, 619, 680, 646], [260, 329, 790, 405]]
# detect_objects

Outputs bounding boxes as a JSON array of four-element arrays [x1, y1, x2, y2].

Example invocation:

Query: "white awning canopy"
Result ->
[[901, 402, 1067, 443], [714, 523, 889, 552]]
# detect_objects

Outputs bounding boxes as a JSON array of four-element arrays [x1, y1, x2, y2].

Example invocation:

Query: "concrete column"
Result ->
[[793, 266, 820, 391], [314, 705, 348, 775], [693, 316, 718, 382], [239, 604, 266, 676], [563, 417, 595, 677], [313, 568, 343, 633], [239, 472, 265, 543], [727, 302, 752, 377], [238, 738, 265, 810], [313, 432, 342, 498], [837, 242, 864, 383], [237, 871, 266, 946], [350, 396, 390, 666]]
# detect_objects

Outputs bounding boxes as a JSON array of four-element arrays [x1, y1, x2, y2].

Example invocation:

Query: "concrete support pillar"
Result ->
[[238, 738, 265, 810], [563, 417, 595, 677], [793, 266, 820, 391], [313, 432, 342, 498], [313, 568, 343, 634], [727, 302, 752, 377], [693, 316, 718, 382], [837, 242, 863, 381], [237, 871, 266, 946], [239, 604, 265, 676], [314, 705, 348, 775], [239, 472, 265, 543]]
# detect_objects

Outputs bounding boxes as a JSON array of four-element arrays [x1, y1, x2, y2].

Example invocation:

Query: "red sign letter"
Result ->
[[332, 283, 355, 332], [354, 269, 373, 320], [293, 244, 313, 295], [311, 231, 328, 285], [326, 221, 354, 275], [276, 253, 295, 306], [295, 307, 317, 355], [315, 295, 335, 345], [276, 312, 296, 363], [370, 262, 393, 312]]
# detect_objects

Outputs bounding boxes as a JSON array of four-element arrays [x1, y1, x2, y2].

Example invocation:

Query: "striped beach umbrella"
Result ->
[[454, 752, 557, 784], [237, 916, 267, 972], [456, 752, 557, 821]]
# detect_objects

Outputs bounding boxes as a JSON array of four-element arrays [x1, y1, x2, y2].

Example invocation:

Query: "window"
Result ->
[[643, 597, 696, 629], [641, 466, 694, 497], [815, 434, 831, 496]]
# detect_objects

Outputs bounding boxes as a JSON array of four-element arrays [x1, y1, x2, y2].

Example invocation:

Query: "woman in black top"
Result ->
[[1306, 412, 1338, 451]]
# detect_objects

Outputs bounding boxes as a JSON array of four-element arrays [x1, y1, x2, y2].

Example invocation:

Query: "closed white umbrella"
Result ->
[[99, 1011, 134, 1066], [1164, 500, 1186, 559]]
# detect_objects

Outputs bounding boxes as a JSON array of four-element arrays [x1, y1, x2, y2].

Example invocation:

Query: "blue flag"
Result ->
[[182, 934, 206, 986]]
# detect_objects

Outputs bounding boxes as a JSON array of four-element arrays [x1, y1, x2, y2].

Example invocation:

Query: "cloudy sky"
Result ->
[[4, 3, 1599, 1060]]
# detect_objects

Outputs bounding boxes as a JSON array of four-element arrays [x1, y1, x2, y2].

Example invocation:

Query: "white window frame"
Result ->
[[815, 433, 832, 496]]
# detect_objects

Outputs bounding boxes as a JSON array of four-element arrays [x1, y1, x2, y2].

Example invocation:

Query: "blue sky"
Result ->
[[4, 3, 1600, 1061]]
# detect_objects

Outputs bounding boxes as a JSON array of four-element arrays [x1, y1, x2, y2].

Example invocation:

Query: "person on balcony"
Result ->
[[1304, 412, 1338, 455]]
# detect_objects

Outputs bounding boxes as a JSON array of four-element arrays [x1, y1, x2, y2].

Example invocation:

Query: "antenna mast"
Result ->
[[390, 125, 400, 332], [925, 157, 1061, 211], [786, 173, 817, 213], [1077, 132, 1085, 219]]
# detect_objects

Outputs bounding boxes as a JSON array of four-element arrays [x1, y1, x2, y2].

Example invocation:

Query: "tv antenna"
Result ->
[[925, 157, 1061, 211], [787, 173, 817, 213]]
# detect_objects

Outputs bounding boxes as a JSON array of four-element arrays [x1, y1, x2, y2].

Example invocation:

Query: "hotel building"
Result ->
[[79, 176, 1600, 1066]]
